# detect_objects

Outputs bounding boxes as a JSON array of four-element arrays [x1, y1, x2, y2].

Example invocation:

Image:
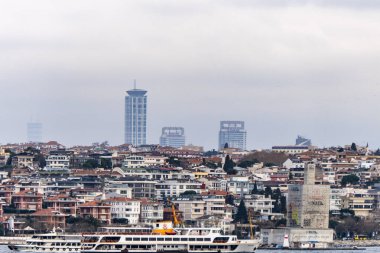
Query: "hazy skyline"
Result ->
[[1, 0, 380, 150]]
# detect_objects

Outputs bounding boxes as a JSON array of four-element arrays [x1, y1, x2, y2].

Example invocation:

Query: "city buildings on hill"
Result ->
[[124, 88, 147, 146], [218, 121, 247, 151], [2, 140, 380, 248], [159, 127, 186, 148]]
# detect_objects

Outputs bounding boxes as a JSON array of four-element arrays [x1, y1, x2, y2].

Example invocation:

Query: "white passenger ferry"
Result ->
[[8, 233, 81, 252], [81, 222, 260, 253]]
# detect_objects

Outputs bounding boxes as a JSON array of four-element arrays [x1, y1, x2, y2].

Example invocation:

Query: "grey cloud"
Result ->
[[1, 0, 380, 149]]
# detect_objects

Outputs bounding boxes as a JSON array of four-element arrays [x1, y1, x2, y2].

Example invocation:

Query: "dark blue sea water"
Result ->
[[1, 245, 379, 253]]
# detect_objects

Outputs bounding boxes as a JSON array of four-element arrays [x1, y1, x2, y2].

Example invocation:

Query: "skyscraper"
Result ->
[[124, 88, 147, 146], [218, 121, 247, 150], [159, 127, 185, 148], [27, 122, 42, 143]]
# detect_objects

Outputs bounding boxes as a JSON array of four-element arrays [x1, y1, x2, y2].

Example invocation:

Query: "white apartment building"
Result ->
[[202, 191, 233, 219], [144, 156, 167, 167], [14, 155, 34, 168], [123, 167, 194, 181], [227, 177, 252, 195], [123, 155, 145, 168], [104, 184, 133, 198], [244, 194, 275, 214], [155, 180, 202, 199], [103, 197, 141, 224], [330, 188, 347, 212], [123, 155, 167, 169], [140, 200, 164, 223], [45, 155, 70, 171], [172, 196, 206, 221], [208, 179, 228, 192]]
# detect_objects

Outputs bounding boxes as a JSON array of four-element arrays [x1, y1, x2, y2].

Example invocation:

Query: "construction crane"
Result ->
[[171, 203, 181, 227]]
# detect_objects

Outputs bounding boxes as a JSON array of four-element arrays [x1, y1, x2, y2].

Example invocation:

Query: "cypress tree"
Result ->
[[234, 199, 248, 224]]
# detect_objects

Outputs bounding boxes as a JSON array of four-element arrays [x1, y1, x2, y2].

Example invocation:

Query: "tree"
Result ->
[[275, 218, 287, 227], [225, 194, 235, 206], [100, 158, 112, 169], [238, 159, 259, 168], [35, 153, 46, 168], [83, 159, 99, 169], [264, 186, 272, 198], [66, 216, 101, 233], [234, 199, 248, 224], [251, 182, 259, 194], [279, 196, 287, 214], [224, 143, 229, 149], [112, 218, 128, 224], [168, 157, 181, 167], [223, 155, 236, 175], [180, 190, 197, 196], [341, 174, 360, 186], [375, 149, 380, 156], [351, 142, 357, 151]]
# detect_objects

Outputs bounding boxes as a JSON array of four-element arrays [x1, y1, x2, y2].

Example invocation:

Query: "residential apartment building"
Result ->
[[44, 194, 81, 216], [103, 197, 141, 224], [140, 200, 164, 223], [44, 155, 70, 171], [172, 196, 206, 221], [12, 154, 34, 168], [341, 193, 374, 217], [244, 194, 275, 215], [31, 208, 65, 230], [12, 190, 43, 211], [78, 201, 111, 224], [202, 190, 232, 219], [156, 180, 203, 199], [109, 177, 157, 199]]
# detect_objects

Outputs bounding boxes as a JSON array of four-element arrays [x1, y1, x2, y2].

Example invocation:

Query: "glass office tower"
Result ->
[[124, 88, 147, 145], [218, 121, 247, 150], [159, 127, 186, 148]]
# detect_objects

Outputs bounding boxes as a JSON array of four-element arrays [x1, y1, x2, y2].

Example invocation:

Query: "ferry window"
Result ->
[[173, 238, 180, 241], [189, 238, 195, 241], [133, 238, 141, 241], [157, 238, 164, 241], [165, 238, 172, 241], [204, 238, 211, 241], [149, 238, 156, 241], [141, 238, 148, 241], [197, 238, 203, 241], [180, 238, 188, 241], [125, 238, 132, 241]]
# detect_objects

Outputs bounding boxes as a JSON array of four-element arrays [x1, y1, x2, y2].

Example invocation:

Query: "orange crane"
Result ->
[[171, 203, 181, 227]]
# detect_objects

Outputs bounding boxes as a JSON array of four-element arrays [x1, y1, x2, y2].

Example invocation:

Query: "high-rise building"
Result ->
[[295, 135, 312, 146], [218, 121, 247, 150], [159, 127, 185, 148], [27, 122, 42, 143], [124, 88, 147, 146]]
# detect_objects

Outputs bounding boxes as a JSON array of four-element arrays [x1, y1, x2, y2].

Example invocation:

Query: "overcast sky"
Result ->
[[1, 0, 380, 150]]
